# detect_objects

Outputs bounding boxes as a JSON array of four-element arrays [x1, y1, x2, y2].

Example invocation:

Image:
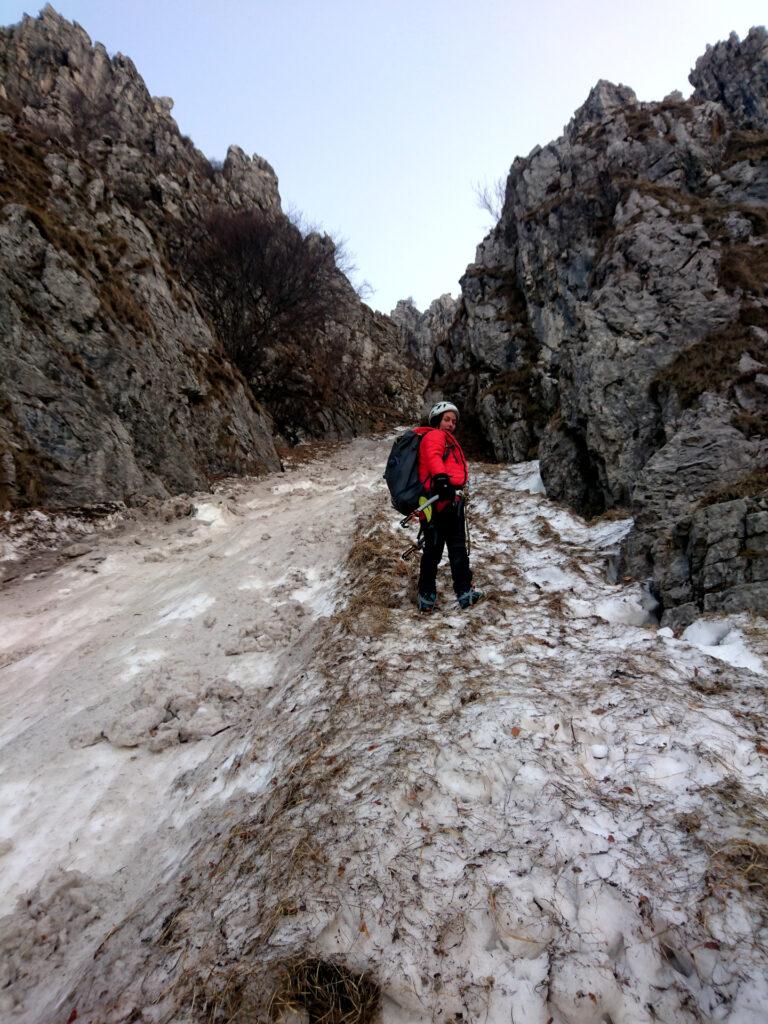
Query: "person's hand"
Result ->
[[432, 473, 455, 500]]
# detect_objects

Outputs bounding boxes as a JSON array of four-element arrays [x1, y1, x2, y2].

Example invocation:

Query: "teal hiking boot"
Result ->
[[457, 589, 484, 609], [418, 592, 437, 612]]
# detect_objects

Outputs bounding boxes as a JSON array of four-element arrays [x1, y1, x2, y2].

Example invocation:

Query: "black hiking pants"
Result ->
[[418, 500, 472, 598]]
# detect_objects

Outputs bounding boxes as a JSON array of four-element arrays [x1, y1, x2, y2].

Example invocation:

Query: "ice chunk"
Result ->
[[595, 593, 656, 626]]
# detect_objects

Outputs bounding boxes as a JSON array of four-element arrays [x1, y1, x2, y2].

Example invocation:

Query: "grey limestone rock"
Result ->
[[0, 7, 284, 508], [390, 293, 457, 374], [436, 27, 768, 617], [690, 26, 768, 130], [622, 400, 767, 623], [0, 6, 421, 508], [568, 79, 638, 131]]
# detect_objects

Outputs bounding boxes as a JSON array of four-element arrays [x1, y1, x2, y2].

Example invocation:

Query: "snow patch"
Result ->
[[2, 441, 767, 1023], [682, 619, 765, 674], [157, 592, 215, 622], [271, 480, 313, 495], [595, 591, 657, 626], [121, 648, 166, 680], [193, 501, 236, 528], [507, 459, 546, 494]]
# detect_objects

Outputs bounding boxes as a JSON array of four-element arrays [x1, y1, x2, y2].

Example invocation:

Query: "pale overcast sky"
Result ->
[[1, 1, 766, 312]]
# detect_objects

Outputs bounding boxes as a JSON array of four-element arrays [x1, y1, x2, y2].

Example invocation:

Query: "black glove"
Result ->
[[432, 473, 456, 501]]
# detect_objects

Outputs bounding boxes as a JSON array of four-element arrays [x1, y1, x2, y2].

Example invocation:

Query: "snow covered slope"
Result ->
[[1, 439, 766, 1023]]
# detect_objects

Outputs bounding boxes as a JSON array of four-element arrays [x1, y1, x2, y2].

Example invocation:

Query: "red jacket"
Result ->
[[417, 427, 468, 513]]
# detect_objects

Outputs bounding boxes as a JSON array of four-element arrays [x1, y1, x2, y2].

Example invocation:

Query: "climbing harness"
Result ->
[[399, 491, 466, 560], [399, 496, 439, 560]]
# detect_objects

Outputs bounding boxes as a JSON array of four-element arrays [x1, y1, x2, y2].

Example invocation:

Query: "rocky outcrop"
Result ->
[[0, 6, 420, 509], [436, 27, 768, 623], [390, 294, 457, 374], [691, 29, 768, 130]]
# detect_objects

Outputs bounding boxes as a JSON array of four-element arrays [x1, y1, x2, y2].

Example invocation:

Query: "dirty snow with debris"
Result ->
[[0, 438, 766, 1024]]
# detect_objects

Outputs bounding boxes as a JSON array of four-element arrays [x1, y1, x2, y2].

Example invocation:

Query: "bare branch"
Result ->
[[473, 176, 507, 223]]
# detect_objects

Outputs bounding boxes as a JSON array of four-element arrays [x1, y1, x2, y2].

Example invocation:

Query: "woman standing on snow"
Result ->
[[416, 401, 483, 612]]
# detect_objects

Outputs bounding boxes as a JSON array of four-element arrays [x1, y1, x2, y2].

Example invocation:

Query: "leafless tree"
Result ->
[[183, 208, 349, 381], [286, 206, 372, 301], [474, 176, 507, 223]]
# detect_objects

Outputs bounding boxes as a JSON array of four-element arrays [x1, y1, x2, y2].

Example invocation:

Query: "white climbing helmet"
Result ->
[[429, 401, 459, 426]]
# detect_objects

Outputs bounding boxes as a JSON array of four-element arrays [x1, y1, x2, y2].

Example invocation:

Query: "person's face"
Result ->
[[439, 411, 457, 432]]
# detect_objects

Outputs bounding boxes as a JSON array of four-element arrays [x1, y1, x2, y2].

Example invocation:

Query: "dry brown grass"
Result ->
[[651, 305, 768, 410], [0, 116, 158, 340], [708, 840, 768, 904], [0, 127, 52, 209], [622, 107, 658, 143], [98, 276, 154, 334], [268, 958, 380, 1024], [656, 98, 697, 123], [540, 592, 568, 616], [586, 506, 632, 525], [720, 242, 768, 296], [696, 468, 768, 509], [731, 409, 768, 440], [723, 129, 768, 167], [683, 778, 768, 909], [534, 515, 562, 544], [332, 514, 412, 637]]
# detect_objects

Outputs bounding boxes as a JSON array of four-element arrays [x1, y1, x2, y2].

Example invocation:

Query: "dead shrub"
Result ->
[[182, 208, 348, 382], [180, 207, 373, 440]]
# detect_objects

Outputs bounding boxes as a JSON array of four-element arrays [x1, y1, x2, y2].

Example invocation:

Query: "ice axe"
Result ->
[[399, 494, 440, 528], [398, 494, 439, 561], [399, 491, 464, 560], [401, 531, 426, 561]]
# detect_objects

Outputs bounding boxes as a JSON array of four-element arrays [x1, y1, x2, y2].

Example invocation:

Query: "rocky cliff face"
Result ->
[[435, 27, 768, 625], [0, 6, 420, 510], [390, 294, 458, 375]]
